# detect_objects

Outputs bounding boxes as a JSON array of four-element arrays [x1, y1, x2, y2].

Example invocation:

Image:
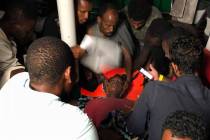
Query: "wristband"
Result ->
[[159, 74, 164, 81]]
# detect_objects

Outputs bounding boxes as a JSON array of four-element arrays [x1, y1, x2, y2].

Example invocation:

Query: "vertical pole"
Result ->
[[57, 0, 77, 46], [57, 0, 80, 83]]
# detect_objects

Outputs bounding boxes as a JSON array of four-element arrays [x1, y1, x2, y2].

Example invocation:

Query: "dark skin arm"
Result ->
[[133, 45, 151, 70], [71, 45, 86, 59], [120, 46, 132, 97], [121, 46, 132, 82]]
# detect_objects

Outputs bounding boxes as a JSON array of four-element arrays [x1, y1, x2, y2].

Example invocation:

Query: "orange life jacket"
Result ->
[[81, 68, 144, 101]]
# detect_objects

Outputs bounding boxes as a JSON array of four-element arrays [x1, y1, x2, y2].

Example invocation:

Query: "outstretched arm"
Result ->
[[120, 46, 133, 97], [121, 46, 132, 83]]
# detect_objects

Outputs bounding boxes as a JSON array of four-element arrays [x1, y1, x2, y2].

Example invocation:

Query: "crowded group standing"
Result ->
[[0, 0, 210, 140]]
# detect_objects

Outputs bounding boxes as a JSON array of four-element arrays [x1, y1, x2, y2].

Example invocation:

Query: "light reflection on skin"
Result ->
[[162, 129, 192, 140], [128, 18, 145, 30], [98, 9, 119, 37], [77, 0, 92, 24]]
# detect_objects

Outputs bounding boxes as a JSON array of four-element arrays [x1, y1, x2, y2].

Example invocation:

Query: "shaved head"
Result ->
[[98, 3, 119, 37], [26, 37, 75, 86]]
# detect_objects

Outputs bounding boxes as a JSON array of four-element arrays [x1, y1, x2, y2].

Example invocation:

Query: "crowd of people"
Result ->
[[0, 0, 210, 140]]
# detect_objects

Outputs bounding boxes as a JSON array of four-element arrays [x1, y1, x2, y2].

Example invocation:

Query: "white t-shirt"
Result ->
[[0, 72, 98, 140]]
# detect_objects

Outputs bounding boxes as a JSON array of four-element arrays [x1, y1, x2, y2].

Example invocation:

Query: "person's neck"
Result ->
[[29, 82, 61, 97]]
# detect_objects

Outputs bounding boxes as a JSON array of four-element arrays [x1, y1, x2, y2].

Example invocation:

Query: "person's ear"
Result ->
[[64, 66, 71, 84], [103, 78, 109, 92], [97, 16, 101, 24], [171, 62, 180, 76], [162, 40, 170, 59]]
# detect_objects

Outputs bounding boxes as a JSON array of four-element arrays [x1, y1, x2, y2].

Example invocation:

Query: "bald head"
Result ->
[[98, 3, 119, 37]]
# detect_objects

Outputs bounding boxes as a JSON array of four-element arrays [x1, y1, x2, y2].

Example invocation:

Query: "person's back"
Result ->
[[127, 35, 210, 140], [0, 37, 98, 140], [0, 73, 97, 140], [139, 75, 210, 139]]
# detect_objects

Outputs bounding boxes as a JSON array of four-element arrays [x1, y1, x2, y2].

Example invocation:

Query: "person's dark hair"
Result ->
[[150, 47, 171, 76], [3, 0, 37, 22], [171, 35, 203, 74], [146, 18, 173, 40], [162, 111, 207, 140], [145, 18, 173, 47], [128, 0, 152, 21], [98, 3, 118, 17], [26, 37, 75, 85], [143, 19, 172, 76], [163, 27, 192, 49]]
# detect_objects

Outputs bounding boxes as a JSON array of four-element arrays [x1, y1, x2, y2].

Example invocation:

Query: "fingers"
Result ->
[[71, 46, 86, 59], [148, 64, 159, 80], [149, 64, 155, 71]]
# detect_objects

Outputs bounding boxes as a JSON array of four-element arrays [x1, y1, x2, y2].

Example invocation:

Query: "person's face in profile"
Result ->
[[77, 0, 92, 24], [14, 19, 36, 46], [162, 129, 192, 140]]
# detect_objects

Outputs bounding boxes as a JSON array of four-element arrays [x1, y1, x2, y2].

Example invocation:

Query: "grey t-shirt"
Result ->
[[89, 22, 135, 56]]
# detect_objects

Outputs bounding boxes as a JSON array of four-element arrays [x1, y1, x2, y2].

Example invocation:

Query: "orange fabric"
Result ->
[[126, 71, 144, 101], [80, 68, 144, 101], [80, 84, 106, 98], [103, 68, 126, 79]]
